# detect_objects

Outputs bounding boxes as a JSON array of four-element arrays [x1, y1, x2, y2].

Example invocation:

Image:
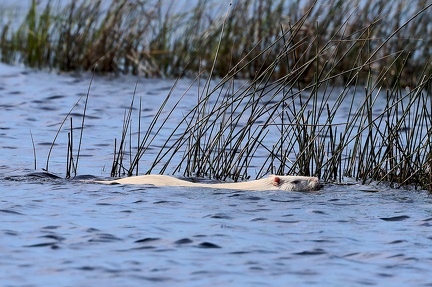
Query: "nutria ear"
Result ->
[[272, 176, 281, 186]]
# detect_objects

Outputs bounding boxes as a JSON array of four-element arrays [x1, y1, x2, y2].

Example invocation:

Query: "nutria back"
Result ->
[[95, 174, 320, 191]]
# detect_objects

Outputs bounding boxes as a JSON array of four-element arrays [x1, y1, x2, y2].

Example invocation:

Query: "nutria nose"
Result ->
[[314, 181, 323, 189], [311, 177, 322, 189]]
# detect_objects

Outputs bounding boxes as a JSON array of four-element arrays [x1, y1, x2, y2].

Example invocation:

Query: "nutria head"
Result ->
[[270, 175, 321, 191]]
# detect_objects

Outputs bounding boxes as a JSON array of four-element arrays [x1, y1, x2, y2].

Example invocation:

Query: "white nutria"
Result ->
[[94, 174, 321, 191]]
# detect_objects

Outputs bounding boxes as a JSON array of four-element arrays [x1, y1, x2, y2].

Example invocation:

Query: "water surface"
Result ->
[[1, 63, 432, 286]]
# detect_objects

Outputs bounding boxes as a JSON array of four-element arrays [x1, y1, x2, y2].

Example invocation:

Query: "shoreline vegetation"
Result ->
[[3, 0, 432, 190], [0, 0, 431, 84]]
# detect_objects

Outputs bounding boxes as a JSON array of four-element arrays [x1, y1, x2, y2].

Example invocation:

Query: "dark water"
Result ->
[[1, 63, 432, 286]]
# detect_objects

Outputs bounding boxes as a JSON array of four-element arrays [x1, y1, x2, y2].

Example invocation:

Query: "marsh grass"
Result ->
[[44, 73, 93, 178], [29, 0, 432, 189], [1, 0, 432, 85], [99, 0, 432, 191]]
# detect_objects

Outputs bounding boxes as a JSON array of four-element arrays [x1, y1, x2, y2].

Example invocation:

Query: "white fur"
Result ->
[[94, 174, 320, 191]]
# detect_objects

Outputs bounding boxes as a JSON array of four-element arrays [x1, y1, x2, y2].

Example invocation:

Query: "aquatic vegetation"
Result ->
[[105, 1, 432, 191], [0, 0, 431, 85], [10, 0, 431, 190]]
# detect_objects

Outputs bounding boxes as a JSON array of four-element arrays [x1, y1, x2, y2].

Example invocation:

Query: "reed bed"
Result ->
[[0, 0, 431, 85], [103, 0, 432, 191], [17, 0, 432, 190]]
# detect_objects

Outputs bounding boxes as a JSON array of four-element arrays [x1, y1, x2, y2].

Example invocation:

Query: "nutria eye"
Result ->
[[291, 180, 300, 184]]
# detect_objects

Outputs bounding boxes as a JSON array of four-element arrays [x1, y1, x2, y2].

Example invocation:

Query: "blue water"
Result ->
[[1, 63, 432, 286]]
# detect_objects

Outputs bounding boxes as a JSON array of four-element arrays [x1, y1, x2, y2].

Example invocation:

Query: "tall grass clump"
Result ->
[[101, 0, 432, 191], [14, 0, 430, 190], [0, 0, 431, 86]]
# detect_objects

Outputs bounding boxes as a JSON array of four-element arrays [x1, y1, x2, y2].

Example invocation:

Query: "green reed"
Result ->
[[33, 0, 432, 190], [108, 1, 432, 190], [1, 0, 432, 86], [45, 73, 93, 178]]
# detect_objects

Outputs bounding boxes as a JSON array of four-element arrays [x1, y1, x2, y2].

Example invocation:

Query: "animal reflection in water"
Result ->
[[95, 174, 321, 191]]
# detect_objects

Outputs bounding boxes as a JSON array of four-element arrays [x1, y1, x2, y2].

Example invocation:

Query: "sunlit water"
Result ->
[[1, 63, 432, 286]]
